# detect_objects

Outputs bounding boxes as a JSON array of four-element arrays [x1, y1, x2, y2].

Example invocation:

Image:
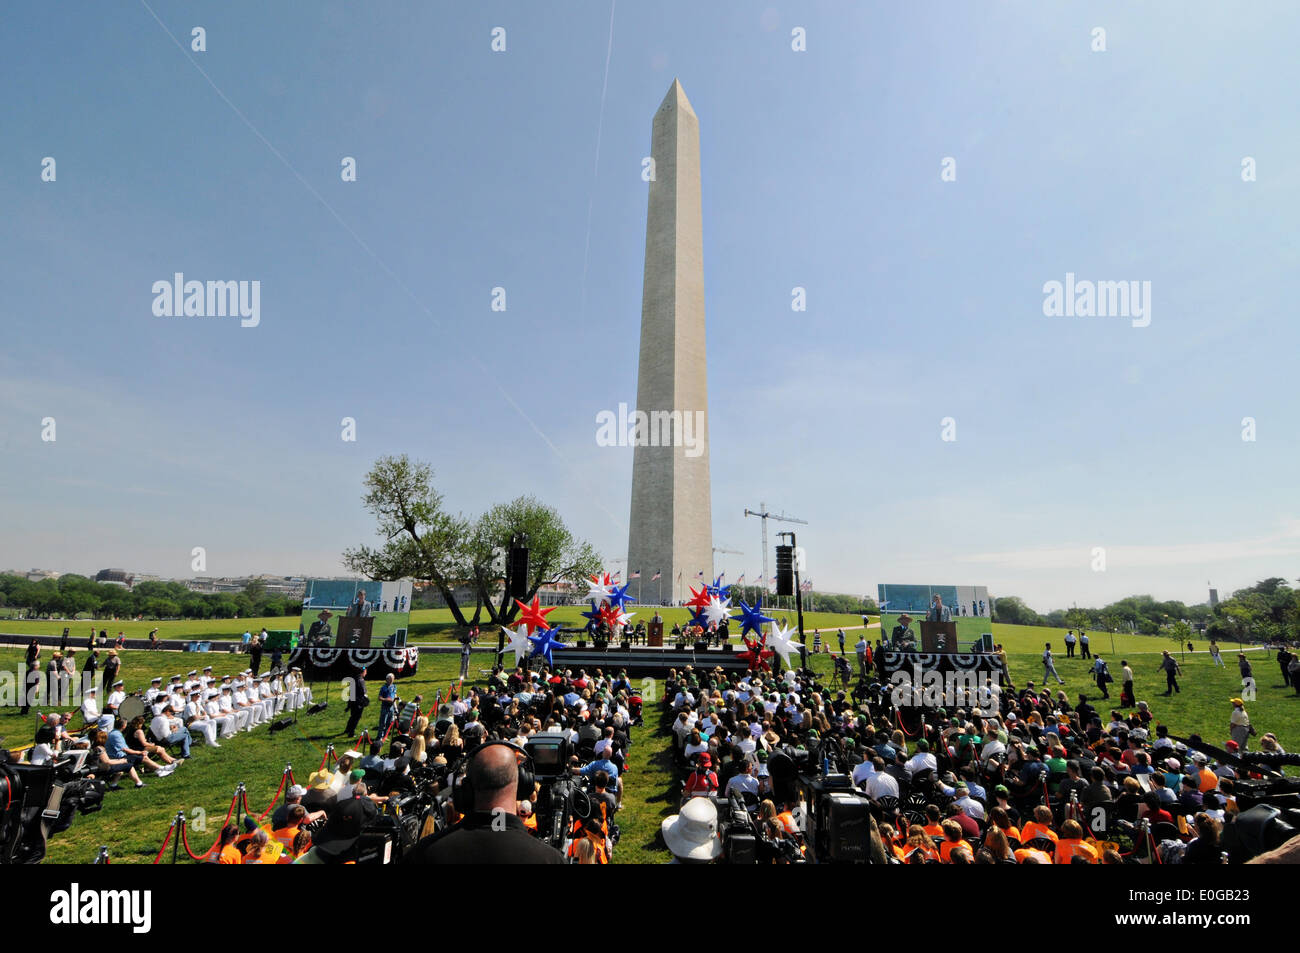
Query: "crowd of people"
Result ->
[[20, 652, 315, 795], [660, 651, 1292, 863], [209, 662, 642, 864]]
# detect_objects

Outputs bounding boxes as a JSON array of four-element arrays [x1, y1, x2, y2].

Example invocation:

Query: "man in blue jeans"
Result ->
[[377, 674, 398, 737]]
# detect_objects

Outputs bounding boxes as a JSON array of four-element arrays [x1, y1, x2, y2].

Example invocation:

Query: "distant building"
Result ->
[[187, 575, 307, 599], [24, 568, 63, 582], [95, 568, 134, 588], [1209, 588, 1219, 607]]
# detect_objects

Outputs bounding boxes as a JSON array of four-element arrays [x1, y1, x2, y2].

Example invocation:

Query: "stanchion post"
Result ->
[[172, 810, 185, 865], [234, 782, 246, 825]]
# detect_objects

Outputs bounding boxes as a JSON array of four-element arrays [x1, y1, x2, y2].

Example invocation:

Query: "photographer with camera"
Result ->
[[402, 741, 564, 864]]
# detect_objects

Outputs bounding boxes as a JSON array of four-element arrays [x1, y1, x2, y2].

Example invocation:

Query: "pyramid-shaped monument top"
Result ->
[[658, 78, 696, 117]]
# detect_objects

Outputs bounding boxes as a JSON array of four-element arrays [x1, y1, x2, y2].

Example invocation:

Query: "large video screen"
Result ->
[[877, 583, 992, 652], [299, 578, 413, 647]]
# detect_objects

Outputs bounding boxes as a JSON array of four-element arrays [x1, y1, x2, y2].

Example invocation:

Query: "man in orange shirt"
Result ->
[[1193, 753, 1219, 793], [922, 804, 945, 839], [1021, 805, 1059, 844], [1054, 819, 1100, 864], [938, 819, 974, 863]]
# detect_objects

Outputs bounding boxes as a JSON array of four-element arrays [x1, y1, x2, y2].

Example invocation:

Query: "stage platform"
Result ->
[[538, 643, 750, 676]]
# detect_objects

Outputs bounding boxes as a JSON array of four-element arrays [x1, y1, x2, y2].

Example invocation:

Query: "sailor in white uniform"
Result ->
[[206, 689, 238, 738], [219, 681, 252, 731], [80, 685, 101, 726], [233, 677, 265, 729], [107, 680, 126, 711], [184, 688, 220, 748]]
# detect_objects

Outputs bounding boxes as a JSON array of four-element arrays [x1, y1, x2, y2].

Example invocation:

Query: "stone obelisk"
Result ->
[[627, 79, 713, 605]]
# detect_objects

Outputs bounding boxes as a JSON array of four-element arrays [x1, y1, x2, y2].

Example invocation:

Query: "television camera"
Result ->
[[0, 749, 105, 864]]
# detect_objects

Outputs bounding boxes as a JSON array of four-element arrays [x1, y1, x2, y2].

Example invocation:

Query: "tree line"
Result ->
[[0, 574, 301, 621], [990, 577, 1300, 643]]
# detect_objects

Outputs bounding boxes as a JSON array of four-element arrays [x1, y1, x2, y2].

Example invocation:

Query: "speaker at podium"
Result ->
[[920, 621, 957, 654], [335, 616, 374, 649], [647, 621, 664, 647]]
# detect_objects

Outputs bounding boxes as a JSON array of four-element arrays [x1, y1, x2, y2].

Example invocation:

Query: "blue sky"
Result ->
[[2, 1, 1297, 612]]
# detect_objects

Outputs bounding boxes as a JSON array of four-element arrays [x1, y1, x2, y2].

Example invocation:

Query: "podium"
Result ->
[[920, 621, 957, 654], [335, 616, 373, 649], [647, 621, 664, 647]]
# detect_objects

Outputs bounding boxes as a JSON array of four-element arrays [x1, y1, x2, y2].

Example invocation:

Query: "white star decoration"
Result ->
[[704, 596, 731, 627], [767, 618, 804, 668], [504, 625, 532, 666], [585, 576, 613, 603]]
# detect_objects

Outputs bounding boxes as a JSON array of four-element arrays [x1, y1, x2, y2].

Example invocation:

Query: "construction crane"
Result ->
[[711, 546, 742, 584], [743, 502, 807, 597]]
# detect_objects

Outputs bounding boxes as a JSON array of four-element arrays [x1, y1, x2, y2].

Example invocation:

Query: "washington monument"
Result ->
[[627, 79, 713, 604]]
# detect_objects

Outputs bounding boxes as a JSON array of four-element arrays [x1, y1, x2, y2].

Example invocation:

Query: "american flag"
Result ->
[[735, 573, 745, 585], [630, 570, 641, 579], [652, 570, 662, 581], [800, 579, 813, 592]]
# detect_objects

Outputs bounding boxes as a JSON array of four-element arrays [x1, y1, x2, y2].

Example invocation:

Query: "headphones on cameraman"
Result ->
[[450, 739, 535, 816]]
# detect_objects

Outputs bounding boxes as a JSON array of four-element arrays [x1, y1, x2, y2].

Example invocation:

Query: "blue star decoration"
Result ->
[[688, 609, 709, 631], [732, 598, 775, 638], [607, 581, 637, 610], [580, 600, 603, 634], [528, 626, 567, 667], [706, 576, 732, 600]]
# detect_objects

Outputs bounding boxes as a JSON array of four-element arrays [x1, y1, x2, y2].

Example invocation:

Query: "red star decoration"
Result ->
[[598, 605, 622, 628], [514, 595, 557, 635], [737, 635, 773, 672], [685, 584, 711, 611]]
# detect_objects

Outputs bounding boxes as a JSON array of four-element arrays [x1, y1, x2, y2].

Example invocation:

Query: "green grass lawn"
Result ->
[[2, 621, 1290, 864], [1, 607, 873, 646]]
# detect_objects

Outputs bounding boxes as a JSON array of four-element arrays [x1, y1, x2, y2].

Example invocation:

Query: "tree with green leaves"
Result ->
[[1170, 619, 1193, 659], [469, 496, 601, 626], [343, 455, 475, 625]]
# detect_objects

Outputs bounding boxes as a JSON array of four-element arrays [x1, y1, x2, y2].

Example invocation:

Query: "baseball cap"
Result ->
[[312, 798, 378, 857]]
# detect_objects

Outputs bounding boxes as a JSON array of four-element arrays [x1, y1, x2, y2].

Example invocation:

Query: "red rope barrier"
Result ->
[[243, 769, 293, 821], [894, 709, 923, 739], [178, 792, 240, 862], [151, 822, 174, 865]]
